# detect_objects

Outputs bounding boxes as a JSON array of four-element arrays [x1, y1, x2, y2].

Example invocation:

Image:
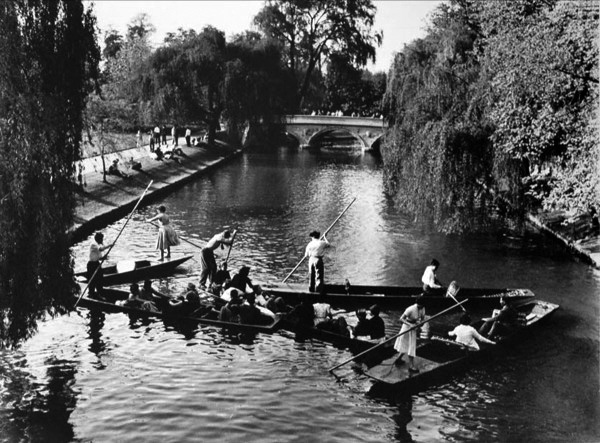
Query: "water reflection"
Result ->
[[0, 354, 77, 443]]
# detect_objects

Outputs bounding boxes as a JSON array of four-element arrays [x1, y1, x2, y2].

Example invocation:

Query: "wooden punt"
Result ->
[[263, 282, 535, 312], [74, 286, 282, 334], [278, 319, 396, 365], [75, 255, 193, 286], [363, 299, 559, 395]]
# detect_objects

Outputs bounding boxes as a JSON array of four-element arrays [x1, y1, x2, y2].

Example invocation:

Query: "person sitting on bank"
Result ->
[[108, 159, 129, 178], [367, 304, 385, 339], [478, 297, 519, 338], [449, 313, 496, 350], [305, 230, 331, 294], [421, 259, 443, 294]]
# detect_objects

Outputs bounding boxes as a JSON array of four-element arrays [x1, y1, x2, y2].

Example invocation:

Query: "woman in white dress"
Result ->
[[147, 205, 180, 261], [394, 297, 426, 372]]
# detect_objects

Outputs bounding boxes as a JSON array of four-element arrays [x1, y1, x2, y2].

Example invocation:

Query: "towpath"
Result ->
[[70, 140, 241, 244]]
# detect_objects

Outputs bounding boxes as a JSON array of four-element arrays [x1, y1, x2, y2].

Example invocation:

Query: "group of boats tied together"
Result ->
[[75, 249, 559, 393]]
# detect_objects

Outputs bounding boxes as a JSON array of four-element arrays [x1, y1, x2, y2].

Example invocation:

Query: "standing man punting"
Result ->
[[304, 230, 331, 294]]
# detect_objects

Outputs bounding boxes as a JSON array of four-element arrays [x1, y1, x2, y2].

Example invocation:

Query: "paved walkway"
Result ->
[[70, 141, 241, 244]]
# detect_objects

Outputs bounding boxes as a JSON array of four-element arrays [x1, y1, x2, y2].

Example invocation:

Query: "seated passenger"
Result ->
[[238, 293, 264, 325], [211, 261, 231, 295], [120, 283, 158, 312], [228, 266, 258, 294], [265, 295, 292, 315], [313, 302, 345, 327], [478, 297, 519, 338], [367, 304, 385, 339], [316, 316, 351, 337], [219, 289, 242, 323], [169, 283, 208, 316], [449, 313, 496, 350], [352, 309, 371, 338], [287, 299, 315, 327]]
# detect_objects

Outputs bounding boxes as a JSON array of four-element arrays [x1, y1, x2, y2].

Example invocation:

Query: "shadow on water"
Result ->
[[0, 355, 78, 443]]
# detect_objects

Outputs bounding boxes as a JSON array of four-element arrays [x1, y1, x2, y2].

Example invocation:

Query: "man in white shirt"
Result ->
[[199, 229, 236, 289], [304, 230, 331, 293], [421, 259, 443, 294], [87, 232, 112, 298]]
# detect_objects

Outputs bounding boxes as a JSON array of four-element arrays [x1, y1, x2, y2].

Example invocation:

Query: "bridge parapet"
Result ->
[[283, 114, 387, 151]]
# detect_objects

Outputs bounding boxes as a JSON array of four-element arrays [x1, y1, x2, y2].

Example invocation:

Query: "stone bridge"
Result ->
[[283, 115, 387, 151]]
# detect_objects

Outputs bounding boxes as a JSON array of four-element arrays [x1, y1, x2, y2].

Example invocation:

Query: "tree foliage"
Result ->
[[254, 0, 382, 109], [144, 27, 291, 144], [382, 0, 598, 232], [0, 0, 99, 347]]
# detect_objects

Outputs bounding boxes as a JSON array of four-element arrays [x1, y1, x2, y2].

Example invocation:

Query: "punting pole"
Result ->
[[74, 180, 154, 307], [148, 221, 204, 250], [225, 229, 237, 265], [282, 197, 357, 283], [327, 298, 468, 373]]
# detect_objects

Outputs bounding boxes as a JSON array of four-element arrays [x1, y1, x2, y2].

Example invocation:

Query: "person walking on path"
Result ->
[[393, 296, 426, 372], [161, 125, 168, 146], [153, 125, 161, 148], [304, 230, 331, 293], [185, 127, 192, 147], [146, 205, 180, 261], [171, 125, 178, 146], [199, 229, 236, 289], [136, 129, 143, 149], [87, 232, 113, 298]]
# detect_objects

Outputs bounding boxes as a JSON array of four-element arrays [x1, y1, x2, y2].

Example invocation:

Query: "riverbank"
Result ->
[[70, 140, 241, 244]]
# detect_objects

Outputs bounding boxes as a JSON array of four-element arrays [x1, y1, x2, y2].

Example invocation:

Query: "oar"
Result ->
[[282, 197, 357, 283], [75, 180, 154, 307], [225, 229, 237, 265], [327, 298, 468, 373], [148, 221, 204, 250]]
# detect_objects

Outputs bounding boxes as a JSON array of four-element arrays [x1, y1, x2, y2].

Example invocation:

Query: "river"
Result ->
[[1, 145, 598, 442]]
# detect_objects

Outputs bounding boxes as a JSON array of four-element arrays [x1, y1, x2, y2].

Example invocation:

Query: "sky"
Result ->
[[89, 0, 442, 73]]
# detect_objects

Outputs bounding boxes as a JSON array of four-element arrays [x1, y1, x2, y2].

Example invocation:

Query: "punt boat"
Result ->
[[278, 318, 396, 365], [362, 298, 559, 395], [263, 282, 535, 312], [75, 255, 193, 286], [74, 285, 282, 334]]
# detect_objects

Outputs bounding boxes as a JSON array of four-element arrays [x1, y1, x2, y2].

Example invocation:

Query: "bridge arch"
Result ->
[[283, 115, 387, 152], [307, 128, 367, 150]]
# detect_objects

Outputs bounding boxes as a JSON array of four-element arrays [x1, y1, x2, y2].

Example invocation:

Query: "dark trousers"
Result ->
[[86, 261, 104, 296], [199, 248, 216, 286], [185, 135, 191, 147], [308, 257, 324, 293]]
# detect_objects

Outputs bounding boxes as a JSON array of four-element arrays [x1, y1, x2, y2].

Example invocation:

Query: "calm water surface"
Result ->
[[1, 146, 598, 442]]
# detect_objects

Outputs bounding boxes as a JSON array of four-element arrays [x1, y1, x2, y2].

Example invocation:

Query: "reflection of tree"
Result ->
[[390, 396, 415, 443], [86, 310, 107, 365], [0, 355, 77, 442]]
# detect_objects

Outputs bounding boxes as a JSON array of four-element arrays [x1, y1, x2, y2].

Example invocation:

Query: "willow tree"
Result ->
[[0, 0, 99, 347], [382, 1, 492, 233], [254, 0, 382, 110]]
